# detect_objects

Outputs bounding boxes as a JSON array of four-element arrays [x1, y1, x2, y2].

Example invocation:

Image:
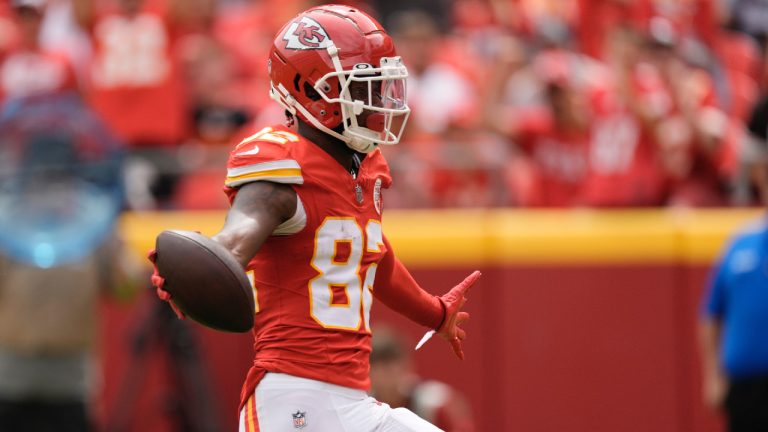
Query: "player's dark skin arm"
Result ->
[[213, 107, 370, 269], [212, 181, 297, 268]]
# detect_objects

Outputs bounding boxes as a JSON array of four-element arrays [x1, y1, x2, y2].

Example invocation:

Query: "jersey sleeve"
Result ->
[[373, 235, 444, 329], [224, 128, 304, 203], [225, 129, 304, 188]]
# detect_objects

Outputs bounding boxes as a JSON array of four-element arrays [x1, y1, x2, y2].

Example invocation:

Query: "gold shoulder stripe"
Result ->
[[225, 168, 303, 187]]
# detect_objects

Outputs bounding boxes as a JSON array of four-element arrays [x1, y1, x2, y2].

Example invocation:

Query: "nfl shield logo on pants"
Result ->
[[292, 410, 307, 429]]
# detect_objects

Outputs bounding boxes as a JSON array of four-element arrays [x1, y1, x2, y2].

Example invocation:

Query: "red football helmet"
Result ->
[[268, 4, 410, 153]]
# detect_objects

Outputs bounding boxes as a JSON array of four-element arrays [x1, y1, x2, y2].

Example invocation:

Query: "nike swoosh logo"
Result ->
[[238, 145, 260, 156]]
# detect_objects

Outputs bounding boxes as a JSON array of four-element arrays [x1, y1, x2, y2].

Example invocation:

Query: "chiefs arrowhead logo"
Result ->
[[283, 17, 332, 50]]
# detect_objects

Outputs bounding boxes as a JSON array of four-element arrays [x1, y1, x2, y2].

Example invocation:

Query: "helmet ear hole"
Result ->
[[293, 74, 302, 93], [303, 79, 341, 128], [303, 82, 322, 101], [308, 101, 340, 128]]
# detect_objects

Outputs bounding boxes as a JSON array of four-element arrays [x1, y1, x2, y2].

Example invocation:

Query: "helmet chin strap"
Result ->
[[343, 127, 378, 153], [271, 82, 378, 153]]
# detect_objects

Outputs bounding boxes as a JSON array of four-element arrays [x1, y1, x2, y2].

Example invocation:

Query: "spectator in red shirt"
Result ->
[[72, 0, 187, 148], [486, 48, 592, 207], [579, 25, 672, 206], [630, 17, 732, 206], [0, 0, 78, 103], [72, 0, 189, 209], [385, 9, 495, 208]]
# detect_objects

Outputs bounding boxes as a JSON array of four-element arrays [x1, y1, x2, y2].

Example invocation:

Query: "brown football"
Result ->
[[154, 230, 254, 332]]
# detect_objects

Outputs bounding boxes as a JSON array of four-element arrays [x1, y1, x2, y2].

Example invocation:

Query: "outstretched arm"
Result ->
[[374, 235, 481, 359]]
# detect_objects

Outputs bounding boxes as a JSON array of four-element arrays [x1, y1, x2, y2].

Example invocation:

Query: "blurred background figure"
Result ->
[[170, 0, 250, 210], [0, 93, 140, 432], [0, 0, 78, 102], [72, 0, 188, 209], [485, 44, 595, 206], [1, 0, 755, 210], [636, 16, 731, 207], [385, 7, 507, 208], [370, 327, 476, 432], [699, 91, 768, 432], [578, 23, 678, 207], [727, 0, 768, 55]]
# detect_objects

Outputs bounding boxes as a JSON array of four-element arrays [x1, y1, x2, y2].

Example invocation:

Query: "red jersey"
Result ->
[[512, 109, 588, 207], [581, 66, 670, 207], [224, 125, 392, 410], [0, 48, 77, 102], [86, 10, 186, 146]]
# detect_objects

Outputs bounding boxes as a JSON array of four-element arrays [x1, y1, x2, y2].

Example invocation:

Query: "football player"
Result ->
[[151, 5, 480, 431]]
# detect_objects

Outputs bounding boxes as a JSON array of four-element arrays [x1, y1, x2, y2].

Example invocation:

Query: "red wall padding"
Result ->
[[96, 264, 725, 432]]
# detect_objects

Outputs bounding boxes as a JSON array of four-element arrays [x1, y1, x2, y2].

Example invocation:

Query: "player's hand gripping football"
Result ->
[[416, 271, 481, 360], [147, 248, 186, 320]]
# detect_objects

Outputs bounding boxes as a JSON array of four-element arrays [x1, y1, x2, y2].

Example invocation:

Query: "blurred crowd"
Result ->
[[3, 0, 768, 209]]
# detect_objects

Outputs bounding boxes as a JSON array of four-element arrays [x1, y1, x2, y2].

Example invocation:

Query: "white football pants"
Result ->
[[239, 372, 443, 432]]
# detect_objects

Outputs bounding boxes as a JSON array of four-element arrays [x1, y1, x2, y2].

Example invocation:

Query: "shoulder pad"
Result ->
[[225, 126, 304, 187]]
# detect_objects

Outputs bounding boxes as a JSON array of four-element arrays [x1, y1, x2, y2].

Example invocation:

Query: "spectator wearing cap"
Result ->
[[0, 0, 78, 103]]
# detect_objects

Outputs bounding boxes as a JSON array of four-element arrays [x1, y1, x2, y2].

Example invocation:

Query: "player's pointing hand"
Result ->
[[437, 271, 481, 360]]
